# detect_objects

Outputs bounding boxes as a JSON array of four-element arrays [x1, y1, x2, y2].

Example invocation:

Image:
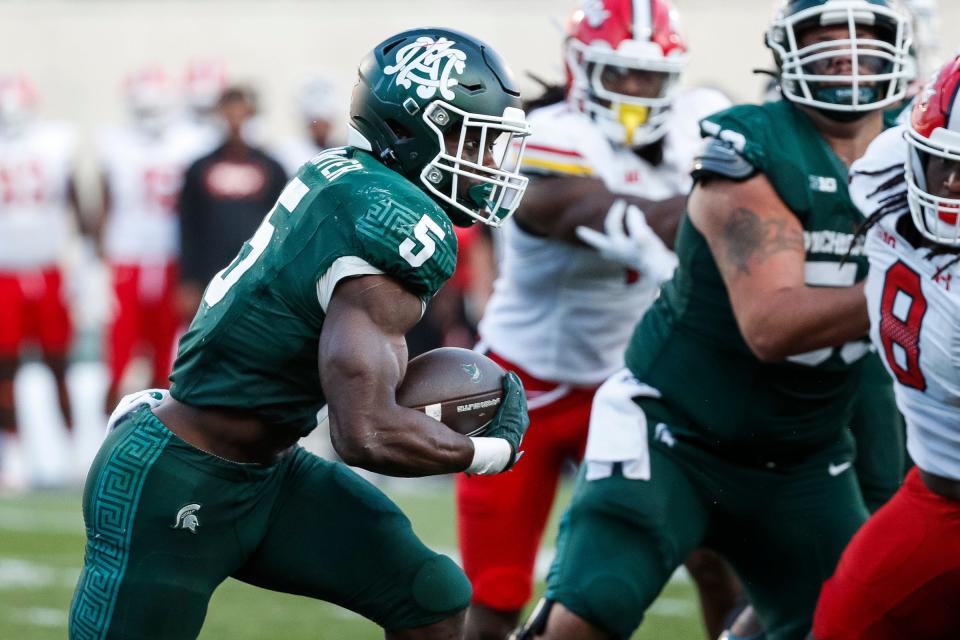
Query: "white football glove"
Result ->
[[106, 388, 169, 434], [576, 199, 678, 284]]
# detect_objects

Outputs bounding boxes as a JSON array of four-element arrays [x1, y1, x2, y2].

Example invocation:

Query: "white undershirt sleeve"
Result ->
[[316, 256, 385, 312]]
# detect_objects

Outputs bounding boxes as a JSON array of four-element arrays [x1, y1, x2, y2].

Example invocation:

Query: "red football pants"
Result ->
[[456, 351, 595, 610], [814, 467, 960, 639], [0, 267, 71, 358], [107, 262, 179, 389]]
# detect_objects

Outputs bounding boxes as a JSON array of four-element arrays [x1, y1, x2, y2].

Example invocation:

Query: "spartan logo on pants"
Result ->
[[171, 503, 201, 533]]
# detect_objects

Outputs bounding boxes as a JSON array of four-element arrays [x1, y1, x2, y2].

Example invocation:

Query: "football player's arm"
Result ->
[[688, 174, 868, 363], [515, 175, 686, 247], [319, 274, 477, 477]]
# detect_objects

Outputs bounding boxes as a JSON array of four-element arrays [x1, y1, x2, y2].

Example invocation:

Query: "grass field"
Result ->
[[0, 480, 706, 639]]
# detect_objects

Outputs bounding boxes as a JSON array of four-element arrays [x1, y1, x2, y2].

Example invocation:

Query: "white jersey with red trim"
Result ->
[[0, 120, 76, 269], [852, 125, 960, 481], [479, 87, 731, 386], [98, 125, 206, 263]]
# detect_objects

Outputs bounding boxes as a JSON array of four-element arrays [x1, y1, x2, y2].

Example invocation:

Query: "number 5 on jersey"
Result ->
[[204, 209, 277, 307], [205, 205, 446, 307], [400, 215, 446, 268]]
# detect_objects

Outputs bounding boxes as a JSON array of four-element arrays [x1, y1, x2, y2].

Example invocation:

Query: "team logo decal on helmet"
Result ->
[[905, 54, 960, 246], [565, 0, 688, 147], [582, 0, 612, 27], [350, 28, 532, 228], [766, 0, 913, 116], [384, 36, 467, 101]]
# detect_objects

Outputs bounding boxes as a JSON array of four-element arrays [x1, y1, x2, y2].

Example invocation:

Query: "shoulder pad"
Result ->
[[697, 104, 776, 174], [521, 104, 599, 178], [353, 192, 457, 300], [692, 137, 756, 182]]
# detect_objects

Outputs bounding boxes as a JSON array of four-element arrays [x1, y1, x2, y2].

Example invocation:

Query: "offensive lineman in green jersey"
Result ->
[[513, 2, 915, 640], [69, 28, 533, 640]]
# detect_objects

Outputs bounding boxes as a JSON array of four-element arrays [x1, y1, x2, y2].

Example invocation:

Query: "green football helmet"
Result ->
[[350, 27, 532, 227], [766, 0, 913, 117]]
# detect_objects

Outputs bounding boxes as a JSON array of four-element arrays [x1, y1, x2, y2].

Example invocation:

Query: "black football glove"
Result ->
[[484, 371, 529, 470]]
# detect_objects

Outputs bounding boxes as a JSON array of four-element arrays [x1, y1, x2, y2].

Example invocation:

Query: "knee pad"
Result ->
[[411, 554, 472, 615], [509, 598, 553, 639]]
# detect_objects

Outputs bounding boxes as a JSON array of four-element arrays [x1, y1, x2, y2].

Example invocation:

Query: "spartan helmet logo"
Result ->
[[171, 503, 201, 534], [383, 36, 467, 101]]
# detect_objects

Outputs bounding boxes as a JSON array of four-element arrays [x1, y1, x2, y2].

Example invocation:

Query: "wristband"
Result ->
[[466, 437, 513, 475]]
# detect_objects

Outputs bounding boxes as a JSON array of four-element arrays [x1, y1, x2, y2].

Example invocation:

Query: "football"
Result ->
[[396, 347, 505, 436]]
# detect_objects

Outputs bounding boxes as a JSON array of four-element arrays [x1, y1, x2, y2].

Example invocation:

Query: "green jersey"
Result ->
[[625, 100, 875, 455], [169, 147, 458, 434]]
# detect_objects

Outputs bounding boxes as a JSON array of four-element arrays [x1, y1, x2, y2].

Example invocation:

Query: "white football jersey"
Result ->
[[98, 125, 206, 263], [852, 126, 960, 481], [479, 88, 731, 386], [0, 120, 76, 269]]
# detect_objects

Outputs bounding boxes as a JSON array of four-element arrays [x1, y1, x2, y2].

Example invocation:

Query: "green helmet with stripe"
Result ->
[[765, 0, 913, 118], [349, 27, 532, 227]]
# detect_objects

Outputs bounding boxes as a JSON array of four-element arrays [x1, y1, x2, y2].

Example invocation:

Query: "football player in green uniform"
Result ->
[[69, 28, 532, 640], [512, 2, 914, 640]]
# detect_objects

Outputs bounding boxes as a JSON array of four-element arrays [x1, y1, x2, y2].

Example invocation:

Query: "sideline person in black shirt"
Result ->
[[177, 85, 286, 319]]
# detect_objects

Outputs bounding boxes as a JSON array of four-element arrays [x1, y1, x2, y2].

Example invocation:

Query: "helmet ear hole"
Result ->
[[381, 37, 405, 56]]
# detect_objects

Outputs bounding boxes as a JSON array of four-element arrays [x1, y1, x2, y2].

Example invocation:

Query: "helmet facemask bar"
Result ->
[[420, 101, 531, 227], [769, 1, 913, 112], [905, 126, 960, 246], [566, 39, 685, 146]]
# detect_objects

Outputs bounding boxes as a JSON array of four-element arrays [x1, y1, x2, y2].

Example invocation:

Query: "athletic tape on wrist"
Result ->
[[467, 437, 513, 474]]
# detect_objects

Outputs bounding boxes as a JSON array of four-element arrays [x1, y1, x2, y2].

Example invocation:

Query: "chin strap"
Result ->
[[814, 108, 873, 123]]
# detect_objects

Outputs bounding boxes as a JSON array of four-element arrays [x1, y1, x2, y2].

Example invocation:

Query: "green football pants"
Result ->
[[545, 399, 869, 640], [69, 406, 470, 639]]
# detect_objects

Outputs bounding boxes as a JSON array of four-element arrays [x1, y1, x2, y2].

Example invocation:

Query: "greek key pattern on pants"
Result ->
[[69, 416, 171, 640]]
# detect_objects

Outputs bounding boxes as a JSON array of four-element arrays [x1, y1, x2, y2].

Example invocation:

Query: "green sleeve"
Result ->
[[353, 192, 458, 301], [699, 104, 774, 175], [698, 102, 817, 215]]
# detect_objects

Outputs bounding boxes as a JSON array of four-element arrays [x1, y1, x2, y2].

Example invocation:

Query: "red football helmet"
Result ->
[[565, 0, 687, 147], [905, 54, 960, 246], [0, 74, 37, 136], [124, 65, 176, 135]]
